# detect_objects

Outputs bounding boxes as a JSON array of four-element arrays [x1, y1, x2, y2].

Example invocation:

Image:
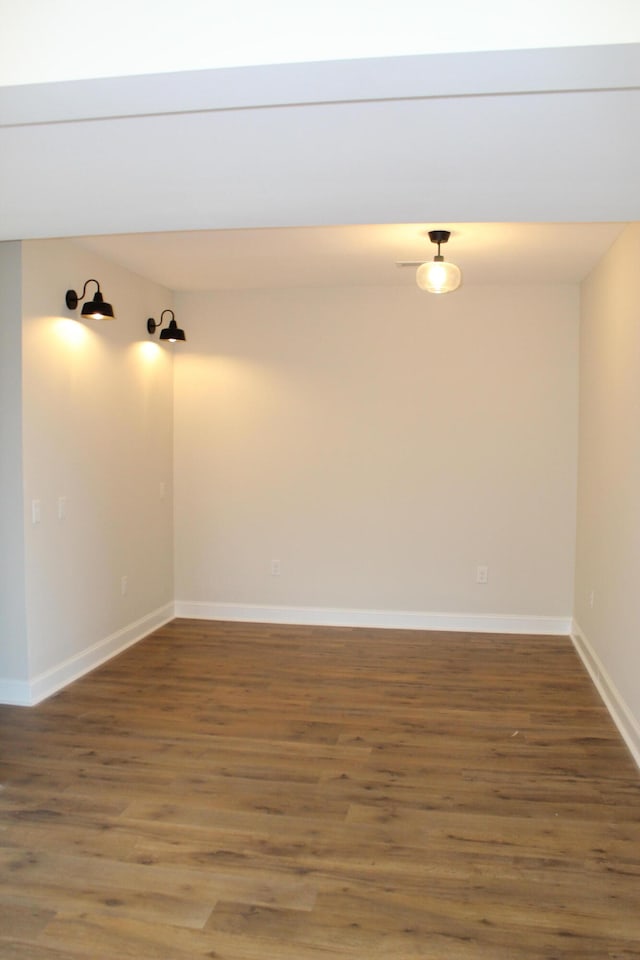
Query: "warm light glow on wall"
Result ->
[[130, 342, 167, 402], [136, 340, 163, 362], [54, 317, 90, 348]]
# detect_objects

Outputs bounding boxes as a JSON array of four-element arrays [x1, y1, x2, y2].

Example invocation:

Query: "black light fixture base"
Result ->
[[147, 317, 159, 335], [428, 230, 451, 245], [65, 289, 79, 310]]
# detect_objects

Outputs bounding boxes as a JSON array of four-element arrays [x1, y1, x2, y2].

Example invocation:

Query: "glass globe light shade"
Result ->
[[416, 259, 462, 294]]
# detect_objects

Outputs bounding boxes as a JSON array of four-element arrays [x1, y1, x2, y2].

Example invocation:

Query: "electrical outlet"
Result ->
[[476, 565, 489, 584], [121, 575, 128, 596], [589, 590, 595, 608], [270, 559, 281, 576]]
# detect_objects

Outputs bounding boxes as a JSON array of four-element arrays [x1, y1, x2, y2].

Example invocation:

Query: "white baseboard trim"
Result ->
[[571, 620, 640, 770], [0, 603, 175, 707], [175, 601, 571, 636]]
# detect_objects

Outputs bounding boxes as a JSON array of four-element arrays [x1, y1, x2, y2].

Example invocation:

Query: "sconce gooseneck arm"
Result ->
[[65, 278, 109, 312], [146, 308, 186, 342], [79, 278, 101, 299], [147, 309, 175, 335]]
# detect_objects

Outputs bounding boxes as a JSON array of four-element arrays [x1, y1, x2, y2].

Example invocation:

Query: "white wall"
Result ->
[[174, 282, 578, 631], [574, 223, 640, 760], [0, 242, 29, 695], [16, 239, 175, 700]]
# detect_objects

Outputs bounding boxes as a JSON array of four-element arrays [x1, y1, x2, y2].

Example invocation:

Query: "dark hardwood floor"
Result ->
[[1, 619, 639, 958]]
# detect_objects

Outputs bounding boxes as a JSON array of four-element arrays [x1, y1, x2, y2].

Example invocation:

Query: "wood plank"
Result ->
[[1, 619, 639, 958]]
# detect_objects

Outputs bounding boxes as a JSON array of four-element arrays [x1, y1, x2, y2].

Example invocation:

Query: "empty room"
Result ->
[[2, 2, 640, 957]]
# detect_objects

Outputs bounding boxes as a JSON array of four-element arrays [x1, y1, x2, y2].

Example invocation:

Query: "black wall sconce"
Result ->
[[65, 279, 116, 319], [146, 309, 186, 342]]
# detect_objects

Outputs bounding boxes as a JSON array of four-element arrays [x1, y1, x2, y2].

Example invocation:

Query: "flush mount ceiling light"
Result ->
[[65, 278, 116, 319], [397, 229, 462, 294], [146, 309, 186, 342]]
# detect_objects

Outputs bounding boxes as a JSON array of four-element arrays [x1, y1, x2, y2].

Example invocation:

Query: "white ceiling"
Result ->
[[3, 0, 639, 87], [74, 222, 624, 292], [3, 45, 640, 247], [2, 41, 639, 284]]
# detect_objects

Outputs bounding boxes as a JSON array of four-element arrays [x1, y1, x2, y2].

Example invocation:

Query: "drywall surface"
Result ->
[[3, 46, 640, 241], [575, 223, 640, 738], [2, 1, 639, 86], [174, 282, 578, 626], [0, 241, 28, 686], [20, 239, 175, 684]]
